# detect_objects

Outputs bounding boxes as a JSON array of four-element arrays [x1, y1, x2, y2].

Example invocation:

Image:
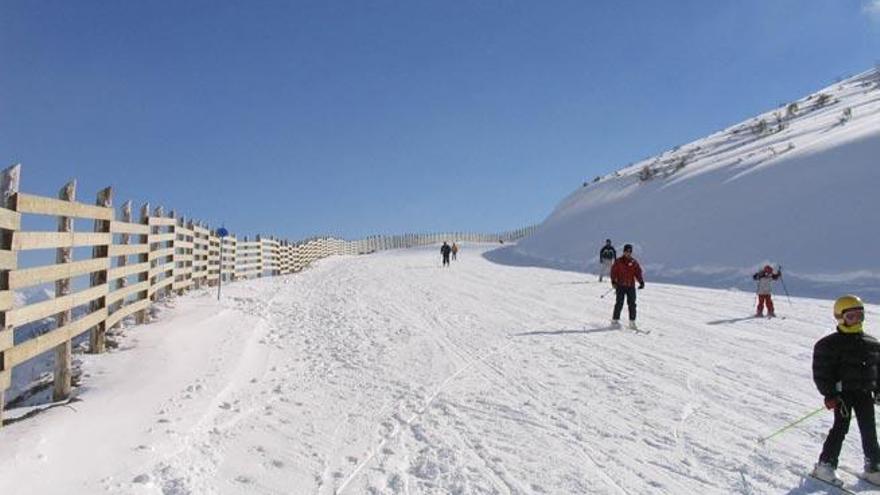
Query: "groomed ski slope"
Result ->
[[1, 244, 878, 495]]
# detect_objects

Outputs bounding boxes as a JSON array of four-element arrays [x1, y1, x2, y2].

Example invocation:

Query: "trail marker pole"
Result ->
[[778, 265, 792, 305]]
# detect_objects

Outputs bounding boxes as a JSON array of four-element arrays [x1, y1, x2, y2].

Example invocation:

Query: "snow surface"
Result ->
[[1, 244, 878, 494], [490, 69, 880, 302]]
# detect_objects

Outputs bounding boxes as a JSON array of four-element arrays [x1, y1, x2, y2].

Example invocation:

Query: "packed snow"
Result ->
[[1, 244, 877, 494], [491, 69, 880, 303]]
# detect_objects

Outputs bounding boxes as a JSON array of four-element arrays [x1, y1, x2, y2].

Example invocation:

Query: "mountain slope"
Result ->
[[0, 246, 876, 494], [490, 69, 880, 301]]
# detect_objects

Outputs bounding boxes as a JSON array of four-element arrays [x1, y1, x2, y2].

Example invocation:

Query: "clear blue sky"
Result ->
[[2, 1, 878, 241]]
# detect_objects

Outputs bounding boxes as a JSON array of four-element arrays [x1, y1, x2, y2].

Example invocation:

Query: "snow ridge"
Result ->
[[493, 68, 880, 302]]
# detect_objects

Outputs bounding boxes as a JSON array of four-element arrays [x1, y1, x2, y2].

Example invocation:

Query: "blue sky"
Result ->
[[1, 1, 878, 241]]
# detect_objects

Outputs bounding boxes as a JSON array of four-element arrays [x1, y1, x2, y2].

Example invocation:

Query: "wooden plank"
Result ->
[[148, 262, 175, 278], [0, 207, 21, 230], [11, 232, 111, 251], [150, 233, 175, 244], [148, 277, 174, 296], [110, 221, 150, 235], [172, 280, 193, 291], [0, 290, 12, 311], [106, 298, 150, 329], [148, 247, 174, 260], [108, 244, 150, 257], [0, 330, 12, 352], [108, 261, 150, 281], [106, 281, 149, 305], [5, 285, 107, 327], [15, 193, 114, 221], [4, 308, 107, 367], [9, 258, 108, 289], [148, 217, 177, 226], [0, 250, 16, 270]]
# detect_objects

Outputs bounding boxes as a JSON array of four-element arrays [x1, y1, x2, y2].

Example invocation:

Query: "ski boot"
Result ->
[[609, 319, 621, 329], [628, 320, 638, 330], [811, 462, 843, 486], [863, 459, 880, 485]]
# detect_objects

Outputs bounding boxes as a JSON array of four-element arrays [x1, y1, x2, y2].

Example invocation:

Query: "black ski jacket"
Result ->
[[599, 245, 616, 262], [441, 245, 452, 256], [813, 329, 880, 398]]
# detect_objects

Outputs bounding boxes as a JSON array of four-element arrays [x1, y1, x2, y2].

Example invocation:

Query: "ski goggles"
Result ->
[[842, 308, 865, 324]]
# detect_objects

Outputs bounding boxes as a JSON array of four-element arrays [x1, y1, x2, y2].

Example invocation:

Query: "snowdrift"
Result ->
[[488, 69, 880, 302]]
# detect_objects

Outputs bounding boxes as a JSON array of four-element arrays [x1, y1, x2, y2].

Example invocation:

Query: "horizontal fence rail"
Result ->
[[0, 163, 537, 425]]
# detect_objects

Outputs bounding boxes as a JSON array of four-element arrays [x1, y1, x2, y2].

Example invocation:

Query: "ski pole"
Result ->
[[778, 264, 792, 305], [600, 286, 615, 299], [757, 406, 824, 444]]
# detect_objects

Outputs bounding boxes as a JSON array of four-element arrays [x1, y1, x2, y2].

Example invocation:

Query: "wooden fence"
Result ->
[[0, 164, 536, 425]]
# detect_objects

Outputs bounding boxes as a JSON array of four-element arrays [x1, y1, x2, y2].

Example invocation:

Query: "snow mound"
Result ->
[[489, 68, 880, 302]]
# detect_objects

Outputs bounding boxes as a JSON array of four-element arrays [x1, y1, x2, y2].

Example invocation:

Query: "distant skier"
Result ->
[[609, 244, 644, 330], [752, 265, 782, 317], [811, 295, 880, 487], [598, 239, 616, 282], [452, 242, 459, 261], [441, 241, 452, 267]]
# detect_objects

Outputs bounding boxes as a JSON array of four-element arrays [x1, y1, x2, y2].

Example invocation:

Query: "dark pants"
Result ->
[[613, 286, 637, 321], [442, 254, 450, 266], [820, 391, 880, 468]]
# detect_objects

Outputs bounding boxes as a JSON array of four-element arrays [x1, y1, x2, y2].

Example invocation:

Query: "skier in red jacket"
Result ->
[[610, 244, 645, 330]]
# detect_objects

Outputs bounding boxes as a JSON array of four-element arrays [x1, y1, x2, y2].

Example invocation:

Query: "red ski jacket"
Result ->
[[610, 257, 644, 287]]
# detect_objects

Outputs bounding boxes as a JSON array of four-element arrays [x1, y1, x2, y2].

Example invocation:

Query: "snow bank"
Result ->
[[491, 69, 880, 302]]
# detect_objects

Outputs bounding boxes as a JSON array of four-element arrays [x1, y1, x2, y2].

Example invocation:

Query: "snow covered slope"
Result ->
[[1, 245, 877, 494], [489, 69, 880, 302]]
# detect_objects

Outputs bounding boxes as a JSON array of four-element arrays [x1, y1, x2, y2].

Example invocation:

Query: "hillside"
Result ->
[[488, 69, 880, 302]]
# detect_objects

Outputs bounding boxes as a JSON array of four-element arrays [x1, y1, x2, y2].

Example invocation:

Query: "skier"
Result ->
[[811, 295, 880, 486], [598, 239, 616, 282], [452, 242, 459, 261], [441, 241, 452, 267], [609, 244, 644, 330], [752, 265, 782, 317]]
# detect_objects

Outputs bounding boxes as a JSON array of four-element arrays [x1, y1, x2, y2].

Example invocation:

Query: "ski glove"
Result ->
[[825, 396, 841, 410], [638, 282, 645, 290]]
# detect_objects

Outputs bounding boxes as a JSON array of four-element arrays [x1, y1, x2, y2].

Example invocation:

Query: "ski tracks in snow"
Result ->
[[24, 245, 880, 494]]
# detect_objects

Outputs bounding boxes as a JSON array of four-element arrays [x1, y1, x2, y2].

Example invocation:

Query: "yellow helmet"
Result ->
[[834, 294, 864, 333]]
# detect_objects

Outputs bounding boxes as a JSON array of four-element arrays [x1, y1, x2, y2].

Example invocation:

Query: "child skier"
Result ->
[[811, 295, 880, 486], [752, 265, 781, 317]]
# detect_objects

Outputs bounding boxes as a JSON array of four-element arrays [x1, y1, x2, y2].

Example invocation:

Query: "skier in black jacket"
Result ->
[[811, 294, 880, 486], [440, 242, 452, 267], [598, 239, 616, 282]]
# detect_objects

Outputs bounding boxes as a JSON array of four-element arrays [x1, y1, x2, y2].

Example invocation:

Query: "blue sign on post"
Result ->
[[217, 227, 229, 299]]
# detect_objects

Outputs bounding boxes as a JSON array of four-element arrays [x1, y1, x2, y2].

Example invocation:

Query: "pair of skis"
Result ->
[[594, 322, 651, 335], [808, 466, 880, 494]]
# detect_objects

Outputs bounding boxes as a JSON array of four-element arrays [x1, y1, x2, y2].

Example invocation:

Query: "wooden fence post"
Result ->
[[0, 164, 21, 425], [135, 203, 149, 324], [89, 186, 112, 354], [53, 179, 76, 401]]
